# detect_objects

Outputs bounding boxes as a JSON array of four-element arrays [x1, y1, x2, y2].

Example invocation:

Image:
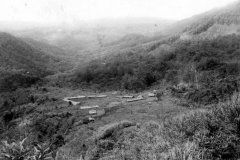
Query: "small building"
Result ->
[[89, 110, 97, 115]]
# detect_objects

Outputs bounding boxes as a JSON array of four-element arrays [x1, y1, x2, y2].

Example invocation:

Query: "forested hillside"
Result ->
[[75, 34, 240, 104], [72, 1, 240, 104], [0, 32, 70, 92]]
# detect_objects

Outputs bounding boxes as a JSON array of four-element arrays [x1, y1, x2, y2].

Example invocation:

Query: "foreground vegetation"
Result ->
[[75, 94, 240, 160], [0, 88, 72, 159], [2, 89, 239, 160]]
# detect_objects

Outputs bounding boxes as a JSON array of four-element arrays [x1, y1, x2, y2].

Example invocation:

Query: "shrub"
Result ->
[[156, 91, 164, 101], [31, 115, 72, 144], [196, 58, 223, 71], [121, 74, 146, 91], [0, 138, 56, 160], [32, 143, 53, 160], [168, 141, 204, 160], [163, 98, 240, 159], [183, 61, 240, 104], [2, 111, 15, 125], [0, 73, 40, 92]]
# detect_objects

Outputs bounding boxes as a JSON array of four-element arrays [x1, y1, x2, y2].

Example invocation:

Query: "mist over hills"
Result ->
[[163, 0, 240, 39], [0, 1, 239, 83], [0, 1, 240, 160], [4, 0, 240, 69], [0, 17, 173, 66], [10, 17, 174, 49], [1, 1, 240, 91]]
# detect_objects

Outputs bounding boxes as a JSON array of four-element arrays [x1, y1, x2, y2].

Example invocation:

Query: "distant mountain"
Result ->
[[22, 38, 68, 58], [104, 33, 147, 48], [163, 1, 240, 39], [22, 37, 75, 70], [8, 18, 174, 54]]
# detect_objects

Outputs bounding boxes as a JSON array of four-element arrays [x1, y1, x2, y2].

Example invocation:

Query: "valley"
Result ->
[[0, 1, 240, 160]]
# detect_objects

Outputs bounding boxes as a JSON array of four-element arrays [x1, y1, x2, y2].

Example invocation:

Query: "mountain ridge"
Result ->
[[160, 0, 240, 39]]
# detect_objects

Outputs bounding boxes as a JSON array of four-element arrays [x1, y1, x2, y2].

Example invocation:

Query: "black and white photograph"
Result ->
[[0, 0, 240, 159]]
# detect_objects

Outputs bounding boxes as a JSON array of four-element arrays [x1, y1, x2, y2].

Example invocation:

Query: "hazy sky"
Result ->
[[0, 0, 237, 24]]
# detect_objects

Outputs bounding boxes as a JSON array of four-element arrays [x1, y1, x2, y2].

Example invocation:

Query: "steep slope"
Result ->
[[22, 38, 68, 58], [162, 1, 240, 39], [0, 32, 70, 92], [0, 32, 60, 75], [22, 38, 75, 70]]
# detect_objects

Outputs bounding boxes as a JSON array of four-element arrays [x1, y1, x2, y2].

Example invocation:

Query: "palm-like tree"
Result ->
[[32, 143, 53, 160], [0, 138, 31, 160]]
